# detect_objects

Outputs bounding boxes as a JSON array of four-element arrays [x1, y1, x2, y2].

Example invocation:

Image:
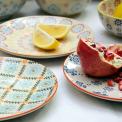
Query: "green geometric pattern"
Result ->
[[0, 57, 57, 117]]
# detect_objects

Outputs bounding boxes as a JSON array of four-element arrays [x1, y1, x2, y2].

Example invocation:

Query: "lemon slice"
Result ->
[[113, 3, 122, 18], [33, 26, 60, 50], [38, 24, 71, 39]]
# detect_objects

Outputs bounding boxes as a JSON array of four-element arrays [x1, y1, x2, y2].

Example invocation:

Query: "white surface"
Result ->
[[1, 1, 122, 122]]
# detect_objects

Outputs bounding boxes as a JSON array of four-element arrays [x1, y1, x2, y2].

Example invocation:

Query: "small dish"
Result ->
[[97, 0, 122, 37], [0, 57, 58, 121], [0, 16, 93, 59], [63, 52, 122, 102]]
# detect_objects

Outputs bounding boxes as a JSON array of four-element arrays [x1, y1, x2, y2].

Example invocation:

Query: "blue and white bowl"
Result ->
[[36, 0, 91, 16], [0, 0, 26, 20], [98, 0, 122, 37]]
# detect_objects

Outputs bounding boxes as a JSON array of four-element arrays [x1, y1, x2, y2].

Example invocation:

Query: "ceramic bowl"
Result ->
[[0, 0, 26, 20], [97, 0, 122, 37], [36, 0, 91, 16]]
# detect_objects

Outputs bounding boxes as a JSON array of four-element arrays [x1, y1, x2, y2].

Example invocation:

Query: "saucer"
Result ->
[[63, 52, 122, 102], [0, 57, 58, 120]]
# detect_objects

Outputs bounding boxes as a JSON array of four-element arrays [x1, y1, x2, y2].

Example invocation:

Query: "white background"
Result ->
[[1, 0, 122, 122]]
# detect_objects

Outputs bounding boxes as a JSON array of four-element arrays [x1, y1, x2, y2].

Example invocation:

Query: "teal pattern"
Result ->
[[71, 2, 82, 14], [47, 4, 61, 15], [1, 62, 20, 75], [0, 57, 57, 120], [77, 31, 92, 39], [22, 64, 43, 77], [43, 17, 57, 24], [0, 26, 12, 35], [71, 24, 84, 33], [13, 79, 36, 90], [59, 19, 72, 25], [11, 20, 25, 30], [36, 0, 91, 16], [0, 0, 26, 20]]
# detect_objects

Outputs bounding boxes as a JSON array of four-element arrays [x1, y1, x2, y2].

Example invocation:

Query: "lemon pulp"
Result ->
[[38, 24, 71, 39], [113, 3, 122, 18], [33, 26, 60, 50]]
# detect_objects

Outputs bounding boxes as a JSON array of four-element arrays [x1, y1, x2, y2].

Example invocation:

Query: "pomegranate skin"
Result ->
[[77, 39, 121, 77]]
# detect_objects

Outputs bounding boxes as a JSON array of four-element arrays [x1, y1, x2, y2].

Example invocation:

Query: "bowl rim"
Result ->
[[97, 0, 122, 20]]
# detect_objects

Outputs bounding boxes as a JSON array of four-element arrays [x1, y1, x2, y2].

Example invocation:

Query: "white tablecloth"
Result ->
[[2, 1, 122, 122]]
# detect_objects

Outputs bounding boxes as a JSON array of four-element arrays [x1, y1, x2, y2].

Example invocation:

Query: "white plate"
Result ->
[[0, 57, 58, 121], [63, 52, 122, 102], [0, 16, 93, 58]]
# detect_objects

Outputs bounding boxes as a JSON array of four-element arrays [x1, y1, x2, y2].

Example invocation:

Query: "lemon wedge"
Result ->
[[33, 26, 60, 50], [38, 24, 71, 39], [113, 3, 122, 18]]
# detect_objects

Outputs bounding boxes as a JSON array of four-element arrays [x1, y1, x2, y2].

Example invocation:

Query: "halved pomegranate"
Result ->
[[108, 44, 122, 57], [77, 39, 122, 77]]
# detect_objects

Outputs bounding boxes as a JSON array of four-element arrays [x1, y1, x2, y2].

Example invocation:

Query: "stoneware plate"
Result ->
[[0, 16, 93, 58], [63, 52, 122, 102], [0, 57, 58, 121]]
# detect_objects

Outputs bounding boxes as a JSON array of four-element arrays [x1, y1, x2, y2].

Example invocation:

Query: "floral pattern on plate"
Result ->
[[0, 16, 93, 59], [63, 52, 122, 102], [0, 57, 58, 121]]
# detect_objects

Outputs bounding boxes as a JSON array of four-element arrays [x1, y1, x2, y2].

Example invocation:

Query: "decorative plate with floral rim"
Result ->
[[63, 52, 122, 102], [0, 16, 93, 58], [0, 57, 58, 121]]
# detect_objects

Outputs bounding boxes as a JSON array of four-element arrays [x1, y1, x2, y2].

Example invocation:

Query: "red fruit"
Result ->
[[97, 44, 107, 52], [98, 47, 107, 52], [108, 44, 122, 57], [117, 50, 122, 57], [104, 51, 114, 61], [107, 80, 114, 87], [119, 80, 122, 85], [114, 77, 122, 83], [77, 39, 122, 77], [91, 43, 96, 48], [119, 72, 122, 77], [119, 84, 122, 91]]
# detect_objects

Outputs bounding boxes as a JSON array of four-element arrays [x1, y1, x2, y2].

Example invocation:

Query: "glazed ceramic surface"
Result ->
[[98, 0, 122, 37], [0, 16, 93, 58], [0, 57, 58, 121], [0, 0, 26, 20], [36, 0, 91, 16], [63, 52, 122, 102]]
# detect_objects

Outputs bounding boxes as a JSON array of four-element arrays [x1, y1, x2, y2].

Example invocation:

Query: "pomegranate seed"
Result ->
[[107, 80, 114, 87], [98, 48, 104, 52], [98, 46, 107, 52], [116, 57, 121, 59], [114, 77, 122, 83], [117, 50, 122, 57], [104, 51, 114, 61], [119, 84, 122, 91], [101, 46, 106, 50], [91, 43, 96, 48], [119, 80, 122, 85], [119, 72, 122, 77]]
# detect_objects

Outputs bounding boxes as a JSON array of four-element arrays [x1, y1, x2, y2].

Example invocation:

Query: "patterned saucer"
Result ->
[[0, 16, 93, 58], [63, 52, 122, 102], [0, 57, 58, 121]]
